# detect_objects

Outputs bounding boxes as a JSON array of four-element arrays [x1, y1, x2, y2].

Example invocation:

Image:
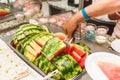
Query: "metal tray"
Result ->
[[6, 32, 85, 80], [4, 12, 86, 80]]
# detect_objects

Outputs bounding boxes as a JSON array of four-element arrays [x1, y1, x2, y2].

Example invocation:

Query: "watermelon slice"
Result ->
[[54, 32, 66, 41], [98, 61, 120, 80]]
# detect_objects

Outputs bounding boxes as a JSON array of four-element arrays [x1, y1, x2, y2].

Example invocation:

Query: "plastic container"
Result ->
[[85, 23, 96, 41], [96, 25, 109, 35], [95, 35, 108, 45], [85, 30, 96, 41], [85, 23, 97, 31]]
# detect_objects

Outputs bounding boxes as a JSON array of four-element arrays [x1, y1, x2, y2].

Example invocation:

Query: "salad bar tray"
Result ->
[[2, 11, 91, 80], [4, 23, 89, 80]]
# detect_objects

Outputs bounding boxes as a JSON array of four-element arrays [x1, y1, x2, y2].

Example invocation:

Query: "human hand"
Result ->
[[63, 17, 78, 39]]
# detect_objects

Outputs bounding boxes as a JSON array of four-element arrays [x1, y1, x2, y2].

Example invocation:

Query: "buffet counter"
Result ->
[[0, 10, 119, 80], [1, 14, 119, 79], [2, 28, 119, 80]]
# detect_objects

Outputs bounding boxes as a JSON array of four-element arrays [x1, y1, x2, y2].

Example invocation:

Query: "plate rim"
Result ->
[[85, 52, 120, 80], [111, 39, 120, 53]]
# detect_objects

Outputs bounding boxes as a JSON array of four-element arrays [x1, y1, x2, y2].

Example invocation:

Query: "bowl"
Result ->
[[96, 26, 109, 35], [85, 23, 97, 31], [95, 35, 107, 45]]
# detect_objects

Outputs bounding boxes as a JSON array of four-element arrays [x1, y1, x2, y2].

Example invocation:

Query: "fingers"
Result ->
[[63, 19, 78, 39], [63, 23, 72, 39], [63, 25, 67, 34], [63, 27, 73, 39]]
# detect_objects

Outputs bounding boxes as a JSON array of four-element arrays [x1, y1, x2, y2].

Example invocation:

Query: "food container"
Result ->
[[96, 25, 109, 35], [80, 21, 87, 32], [95, 26, 109, 45], [95, 35, 108, 45], [84, 23, 97, 41], [85, 30, 96, 41], [7, 22, 88, 80], [85, 23, 97, 31]]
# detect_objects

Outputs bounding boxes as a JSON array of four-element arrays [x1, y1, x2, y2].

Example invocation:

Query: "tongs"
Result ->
[[64, 24, 81, 51], [43, 69, 59, 80], [64, 36, 73, 52]]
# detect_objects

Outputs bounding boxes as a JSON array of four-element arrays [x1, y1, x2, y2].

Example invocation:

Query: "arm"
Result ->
[[108, 12, 120, 20], [64, 0, 120, 38]]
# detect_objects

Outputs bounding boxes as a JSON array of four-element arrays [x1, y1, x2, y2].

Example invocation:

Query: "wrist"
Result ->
[[71, 13, 81, 24], [73, 11, 85, 24], [81, 8, 91, 20]]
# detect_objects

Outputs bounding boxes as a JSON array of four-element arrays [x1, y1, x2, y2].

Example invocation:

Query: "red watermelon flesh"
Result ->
[[98, 61, 120, 80], [54, 32, 66, 41]]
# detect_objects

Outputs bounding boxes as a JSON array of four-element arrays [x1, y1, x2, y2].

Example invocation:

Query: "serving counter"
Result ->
[[1, 22, 120, 80], [2, 7, 120, 80]]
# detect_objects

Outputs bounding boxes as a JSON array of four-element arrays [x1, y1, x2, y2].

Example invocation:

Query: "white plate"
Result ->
[[85, 52, 120, 80], [111, 39, 120, 53]]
